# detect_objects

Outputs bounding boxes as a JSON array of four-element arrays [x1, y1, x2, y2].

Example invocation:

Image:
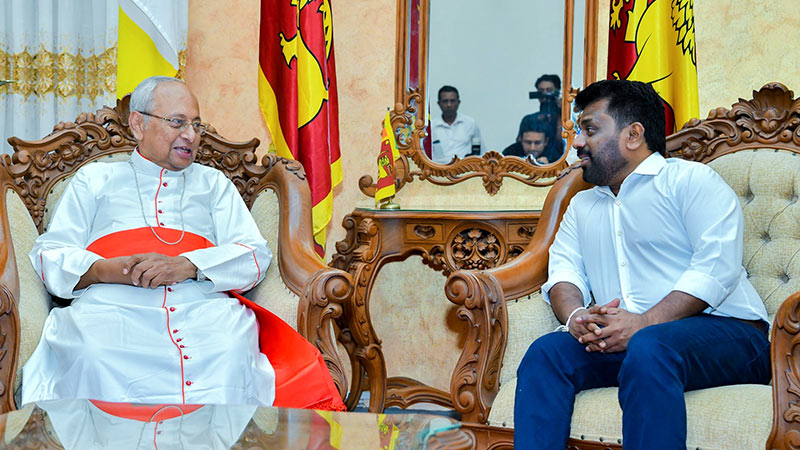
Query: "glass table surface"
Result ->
[[0, 399, 465, 449]]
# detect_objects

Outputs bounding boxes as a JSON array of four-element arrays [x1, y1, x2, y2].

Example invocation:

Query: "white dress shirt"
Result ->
[[430, 113, 483, 163], [23, 150, 276, 406], [542, 152, 768, 322]]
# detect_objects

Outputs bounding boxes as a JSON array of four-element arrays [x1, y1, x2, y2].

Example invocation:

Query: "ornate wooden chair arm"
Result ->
[[0, 281, 20, 414], [442, 169, 592, 424], [297, 266, 353, 399], [767, 291, 800, 449], [254, 154, 354, 399], [444, 268, 505, 424]]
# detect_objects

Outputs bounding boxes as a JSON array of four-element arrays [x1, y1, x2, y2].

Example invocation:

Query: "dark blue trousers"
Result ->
[[513, 315, 770, 449]]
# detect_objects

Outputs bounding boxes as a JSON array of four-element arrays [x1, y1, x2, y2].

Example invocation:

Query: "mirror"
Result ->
[[359, 0, 598, 196]]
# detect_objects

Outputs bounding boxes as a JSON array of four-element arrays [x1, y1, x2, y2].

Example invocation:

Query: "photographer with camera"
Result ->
[[516, 74, 564, 163]]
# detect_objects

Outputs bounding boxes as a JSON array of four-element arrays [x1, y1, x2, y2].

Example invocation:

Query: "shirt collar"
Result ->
[[593, 152, 666, 198], [129, 148, 193, 177]]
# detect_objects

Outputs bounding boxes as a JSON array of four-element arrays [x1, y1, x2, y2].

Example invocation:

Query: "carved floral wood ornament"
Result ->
[[358, 0, 599, 197]]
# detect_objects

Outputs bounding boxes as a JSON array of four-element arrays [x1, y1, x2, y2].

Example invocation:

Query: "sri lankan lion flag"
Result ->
[[375, 111, 400, 206], [117, 0, 187, 98], [259, 0, 342, 255], [607, 0, 699, 134]]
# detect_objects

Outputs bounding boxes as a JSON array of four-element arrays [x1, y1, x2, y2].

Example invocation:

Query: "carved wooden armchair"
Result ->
[[0, 96, 353, 412], [444, 83, 800, 449]]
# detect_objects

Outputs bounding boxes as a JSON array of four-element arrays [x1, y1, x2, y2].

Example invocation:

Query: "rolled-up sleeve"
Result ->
[[541, 201, 592, 305], [671, 166, 744, 308]]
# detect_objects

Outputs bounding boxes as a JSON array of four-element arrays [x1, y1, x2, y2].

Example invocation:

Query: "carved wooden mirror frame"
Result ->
[[360, 0, 599, 197]]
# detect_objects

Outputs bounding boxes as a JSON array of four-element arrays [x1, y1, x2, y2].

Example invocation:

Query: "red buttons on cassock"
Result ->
[[162, 182, 168, 187], [167, 287, 173, 292], [176, 338, 182, 342], [158, 209, 163, 214], [159, 222, 165, 226], [185, 381, 192, 386], [169, 307, 176, 312], [183, 355, 189, 359], [180, 344, 185, 348], [173, 329, 179, 333]]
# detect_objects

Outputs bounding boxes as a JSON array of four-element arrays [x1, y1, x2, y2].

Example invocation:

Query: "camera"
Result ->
[[529, 89, 561, 101], [529, 89, 561, 114]]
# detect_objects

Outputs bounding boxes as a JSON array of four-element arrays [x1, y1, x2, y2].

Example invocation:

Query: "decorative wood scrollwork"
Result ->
[[330, 215, 387, 411], [444, 270, 507, 424], [667, 83, 800, 162]]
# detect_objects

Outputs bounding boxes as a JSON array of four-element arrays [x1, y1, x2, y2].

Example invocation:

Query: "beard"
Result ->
[[580, 137, 627, 187]]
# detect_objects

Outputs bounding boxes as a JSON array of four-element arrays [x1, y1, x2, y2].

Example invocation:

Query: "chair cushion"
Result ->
[[6, 190, 50, 394], [500, 292, 560, 386], [489, 378, 772, 448], [708, 149, 800, 322], [245, 189, 300, 328]]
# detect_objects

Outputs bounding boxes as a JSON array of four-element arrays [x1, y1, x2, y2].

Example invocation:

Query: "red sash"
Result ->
[[86, 227, 346, 412]]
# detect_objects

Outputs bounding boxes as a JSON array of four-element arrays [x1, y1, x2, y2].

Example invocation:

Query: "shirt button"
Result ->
[[616, 230, 622, 236], [615, 200, 621, 206], [169, 307, 176, 312], [620, 261, 627, 267], [185, 381, 192, 386], [163, 182, 168, 187]]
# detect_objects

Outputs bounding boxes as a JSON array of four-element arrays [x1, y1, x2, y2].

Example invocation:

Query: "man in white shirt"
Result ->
[[513, 80, 770, 449], [23, 76, 344, 411], [430, 85, 483, 164]]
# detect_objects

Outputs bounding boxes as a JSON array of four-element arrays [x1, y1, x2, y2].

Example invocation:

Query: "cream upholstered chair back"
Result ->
[[0, 95, 352, 412], [708, 151, 800, 323]]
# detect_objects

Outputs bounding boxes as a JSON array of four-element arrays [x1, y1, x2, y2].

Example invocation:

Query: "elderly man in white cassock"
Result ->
[[21, 76, 344, 411]]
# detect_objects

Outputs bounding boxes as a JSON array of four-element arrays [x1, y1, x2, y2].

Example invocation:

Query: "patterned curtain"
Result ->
[[0, 0, 118, 154]]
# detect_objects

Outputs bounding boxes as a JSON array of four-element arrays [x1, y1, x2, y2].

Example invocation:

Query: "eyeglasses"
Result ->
[[138, 111, 209, 134]]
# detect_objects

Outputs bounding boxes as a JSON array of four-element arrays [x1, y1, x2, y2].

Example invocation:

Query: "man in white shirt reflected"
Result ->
[[514, 80, 770, 449], [430, 85, 483, 164]]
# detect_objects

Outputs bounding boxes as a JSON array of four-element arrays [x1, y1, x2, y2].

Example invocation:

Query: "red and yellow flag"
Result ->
[[607, 0, 699, 134], [375, 112, 400, 206], [258, 0, 342, 254]]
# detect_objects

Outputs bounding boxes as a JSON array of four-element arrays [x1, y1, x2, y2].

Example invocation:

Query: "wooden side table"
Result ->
[[331, 207, 541, 413]]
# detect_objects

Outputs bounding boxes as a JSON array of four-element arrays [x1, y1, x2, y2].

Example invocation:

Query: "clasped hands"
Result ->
[[569, 298, 650, 353], [80, 253, 198, 290]]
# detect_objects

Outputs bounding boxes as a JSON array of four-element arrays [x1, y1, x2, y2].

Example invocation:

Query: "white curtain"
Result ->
[[0, 0, 118, 154]]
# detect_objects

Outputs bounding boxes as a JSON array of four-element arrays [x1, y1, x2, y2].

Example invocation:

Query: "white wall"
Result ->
[[429, 0, 584, 153]]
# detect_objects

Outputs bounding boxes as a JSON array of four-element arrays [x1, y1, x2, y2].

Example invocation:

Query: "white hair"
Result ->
[[130, 76, 184, 120]]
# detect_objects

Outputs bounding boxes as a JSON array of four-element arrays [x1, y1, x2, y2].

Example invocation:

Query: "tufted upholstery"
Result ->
[[709, 149, 800, 323]]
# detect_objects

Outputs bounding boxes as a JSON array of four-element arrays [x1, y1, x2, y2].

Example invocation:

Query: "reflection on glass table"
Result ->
[[0, 399, 471, 449]]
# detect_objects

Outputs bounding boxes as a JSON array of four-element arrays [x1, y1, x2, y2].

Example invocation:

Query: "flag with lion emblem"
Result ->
[[607, 0, 699, 134], [258, 0, 342, 255]]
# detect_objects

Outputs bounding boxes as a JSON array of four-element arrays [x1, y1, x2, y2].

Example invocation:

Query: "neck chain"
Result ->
[[129, 160, 186, 245]]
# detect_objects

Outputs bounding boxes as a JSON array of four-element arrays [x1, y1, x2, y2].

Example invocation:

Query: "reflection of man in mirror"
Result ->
[[502, 115, 556, 165], [529, 74, 562, 116], [430, 85, 483, 164]]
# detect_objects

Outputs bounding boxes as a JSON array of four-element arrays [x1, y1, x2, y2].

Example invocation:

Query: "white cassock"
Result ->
[[22, 150, 275, 406]]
